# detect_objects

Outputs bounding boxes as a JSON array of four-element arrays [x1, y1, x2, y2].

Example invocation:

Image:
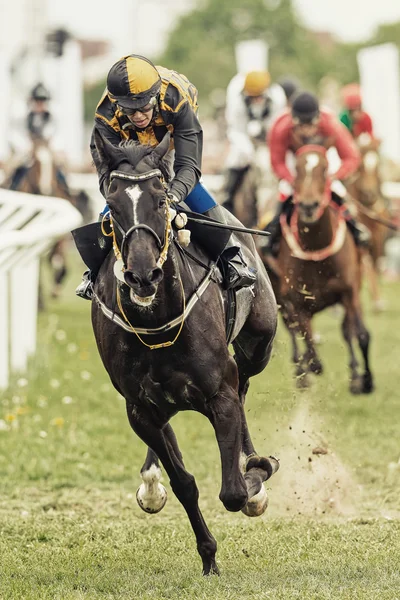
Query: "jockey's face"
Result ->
[[32, 100, 48, 113], [127, 107, 154, 129], [349, 107, 362, 121], [294, 122, 319, 140]]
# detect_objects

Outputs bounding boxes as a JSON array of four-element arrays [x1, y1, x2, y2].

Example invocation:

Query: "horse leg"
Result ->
[[136, 447, 167, 514], [213, 350, 279, 517], [354, 312, 374, 394], [127, 409, 218, 576], [299, 313, 323, 376], [341, 305, 363, 394], [49, 240, 68, 298]]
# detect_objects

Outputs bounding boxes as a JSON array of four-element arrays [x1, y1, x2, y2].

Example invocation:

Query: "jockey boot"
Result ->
[[260, 199, 293, 257], [10, 165, 30, 190], [344, 217, 371, 247], [331, 192, 371, 247], [221, 167, 249, 214], [73, 214, 113, 301], [204, 204, 257, 290]]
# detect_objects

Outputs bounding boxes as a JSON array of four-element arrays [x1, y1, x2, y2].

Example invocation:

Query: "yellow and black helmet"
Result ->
[[107, 54, 161, 110], [243, 71, 271, 97]]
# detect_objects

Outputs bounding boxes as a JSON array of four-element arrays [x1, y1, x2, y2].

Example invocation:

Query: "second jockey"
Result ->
[[262, 91, 370, 256], [76, 54, 256, 300], [339, 83, 374, 139], [221, 70, 287, 213]]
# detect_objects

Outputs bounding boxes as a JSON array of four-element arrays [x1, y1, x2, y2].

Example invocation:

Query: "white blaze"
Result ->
[[363, 151, 379, 172], [305, 153, 320, 173], [125, 184, 143, 225]]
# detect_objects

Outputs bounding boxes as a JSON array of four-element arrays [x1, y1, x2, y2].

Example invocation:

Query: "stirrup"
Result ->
[[75, 271, 94, 301], [224, 252, 257, 290]]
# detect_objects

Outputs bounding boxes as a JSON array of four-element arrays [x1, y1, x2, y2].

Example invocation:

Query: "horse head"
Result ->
[[354, 133, 381, 207], [93, 129, 172, 307], [293, 145, 329, 223]]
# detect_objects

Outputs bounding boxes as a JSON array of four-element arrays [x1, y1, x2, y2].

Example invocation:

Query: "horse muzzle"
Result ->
[[123, 267, 163, 307], [298, 200, 320, 223]]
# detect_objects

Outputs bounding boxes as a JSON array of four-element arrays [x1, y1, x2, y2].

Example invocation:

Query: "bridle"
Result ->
[[102, 168, 172, 271]]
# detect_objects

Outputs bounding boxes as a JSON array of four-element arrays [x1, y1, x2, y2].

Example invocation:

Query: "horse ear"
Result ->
[[153, 133, 171, 160]]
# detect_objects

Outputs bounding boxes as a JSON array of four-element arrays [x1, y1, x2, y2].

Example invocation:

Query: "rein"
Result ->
[[101, 167, 221, 350], [280, 205, 347, 261]]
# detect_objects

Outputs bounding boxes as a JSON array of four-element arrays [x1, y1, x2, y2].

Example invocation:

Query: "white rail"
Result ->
[[0, 189, 82, 389]]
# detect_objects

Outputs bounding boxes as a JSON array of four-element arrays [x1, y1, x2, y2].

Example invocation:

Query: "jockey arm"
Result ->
[[268, 114, 295, 185], [330, 119, 361, 180], [225, 74, 254, 168], [168, 101, 203, 203]]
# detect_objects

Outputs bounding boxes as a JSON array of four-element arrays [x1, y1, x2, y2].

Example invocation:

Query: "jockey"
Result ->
[[27, 83, 54, 141], [339, 83, 374, 139], [9, 83, 55, 190], [221, 70, 287, 213], [76, 54, 256, 300], [262, 91, 370, 256]]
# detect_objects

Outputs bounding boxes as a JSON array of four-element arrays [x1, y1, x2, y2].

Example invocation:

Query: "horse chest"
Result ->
[[136, 369, 206, 413]]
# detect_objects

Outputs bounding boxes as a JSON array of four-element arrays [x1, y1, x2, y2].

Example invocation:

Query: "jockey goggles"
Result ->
[[292, 115, 319, 126], [117, 96, 157, 116]]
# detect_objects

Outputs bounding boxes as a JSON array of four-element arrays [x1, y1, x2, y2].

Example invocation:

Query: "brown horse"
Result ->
[[347, 134, 391, 311], [4, 139, 90, 299], [263, 144, 373, 394]]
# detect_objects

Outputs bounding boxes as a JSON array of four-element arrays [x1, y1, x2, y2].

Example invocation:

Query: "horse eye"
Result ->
[[158, 196, 166, 208]]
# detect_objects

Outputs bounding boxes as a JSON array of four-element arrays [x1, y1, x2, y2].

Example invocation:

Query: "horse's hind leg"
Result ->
[[341, 305, 363, 394], [128, 410, 218, 576], [136, 447, 167, 514], [355, 313, 374, 393]]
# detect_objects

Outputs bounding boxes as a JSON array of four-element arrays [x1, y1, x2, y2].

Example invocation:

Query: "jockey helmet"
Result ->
[[278, 76, 300, 102], [107, 54, 161, 110], [341, 83, 362, 110], [30, 83, 51, 101], [243, 71, 271, 97], [291, 92, 320, 124]]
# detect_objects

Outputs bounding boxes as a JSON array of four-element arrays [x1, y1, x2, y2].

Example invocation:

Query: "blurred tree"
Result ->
[[158, 0, 342, 111], [84, 79, 106, 123]]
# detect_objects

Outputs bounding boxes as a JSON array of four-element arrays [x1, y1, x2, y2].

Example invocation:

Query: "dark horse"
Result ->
[[262, 145, 374, 394], [89, 130, 279, 575]]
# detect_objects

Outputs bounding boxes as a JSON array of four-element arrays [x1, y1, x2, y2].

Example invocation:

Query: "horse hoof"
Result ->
[[296, 374, 310, 389], [241, 484, 269, 517], [203, 561, 220, 576], [362, 372, 374, 394], [373, 300, 385, 313], [309, 360, 323, 375], [136, 482, 167, 513], [349, 377, 363, 395]]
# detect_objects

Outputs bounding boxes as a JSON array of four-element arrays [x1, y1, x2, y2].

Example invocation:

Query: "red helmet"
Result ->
[[341, 83, 362, 110]]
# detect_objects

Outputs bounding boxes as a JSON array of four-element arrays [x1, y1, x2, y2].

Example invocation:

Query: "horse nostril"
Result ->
[[124, 271, 142, 287], [149, 268, 163, 284]]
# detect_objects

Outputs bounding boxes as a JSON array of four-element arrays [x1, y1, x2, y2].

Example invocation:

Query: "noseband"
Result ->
[[103, 168, 172, 270]]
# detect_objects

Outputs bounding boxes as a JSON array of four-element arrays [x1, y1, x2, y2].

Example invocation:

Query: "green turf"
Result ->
[[0, 256, 399, 599]]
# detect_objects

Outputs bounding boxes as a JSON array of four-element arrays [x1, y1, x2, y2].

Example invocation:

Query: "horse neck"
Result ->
[[296, 205, 334, 251]]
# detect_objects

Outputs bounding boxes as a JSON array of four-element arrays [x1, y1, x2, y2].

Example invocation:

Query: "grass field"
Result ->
[[0, 254, 399, 599]]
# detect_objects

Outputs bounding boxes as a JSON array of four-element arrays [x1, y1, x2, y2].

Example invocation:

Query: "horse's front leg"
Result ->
[[136, 447, 167, 514], [127, 407, 218, 576], [299, 313, 323, 376]]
